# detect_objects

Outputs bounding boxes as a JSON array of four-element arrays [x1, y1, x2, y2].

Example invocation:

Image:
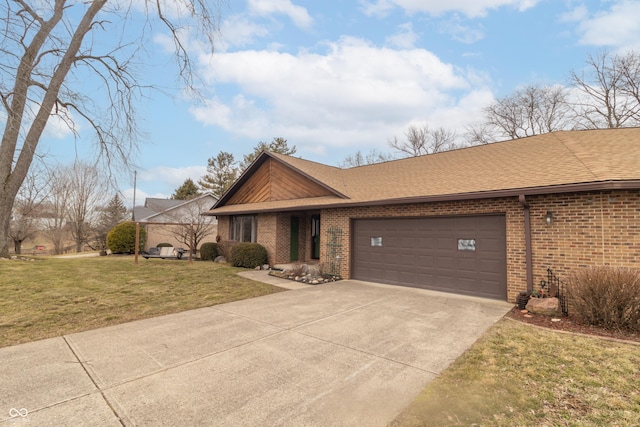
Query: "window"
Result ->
[[231, 215, 257, 242], [457, 238, 476, 251]]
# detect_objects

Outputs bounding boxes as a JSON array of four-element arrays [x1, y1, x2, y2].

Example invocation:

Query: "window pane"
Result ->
[[242, 217, 252, 242]]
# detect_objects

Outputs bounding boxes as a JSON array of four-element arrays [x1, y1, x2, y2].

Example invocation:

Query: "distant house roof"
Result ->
[[208, 127, 640, 215], [135, 193, 218, 222]]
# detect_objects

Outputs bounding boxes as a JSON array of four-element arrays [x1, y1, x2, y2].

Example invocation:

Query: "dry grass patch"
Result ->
[[0, 257, 284, 348], [391, 319, 640, 427]]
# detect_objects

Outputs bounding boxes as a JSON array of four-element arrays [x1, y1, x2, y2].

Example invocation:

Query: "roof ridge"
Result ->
[[553, 131, 602, 181]]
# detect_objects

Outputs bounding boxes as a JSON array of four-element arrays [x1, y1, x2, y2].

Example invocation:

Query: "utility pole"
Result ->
[[132, 170, 137, 220]]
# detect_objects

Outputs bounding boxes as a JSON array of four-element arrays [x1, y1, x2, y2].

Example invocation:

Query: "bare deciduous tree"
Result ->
[[467, 84, 571, 144], [10, 164, 48, 254], [0, 0, 222, 256], [389, 122, 457, 157], [67, 161, 106, 252], [43, 167, 72, 255], [570, 50, 640, 129], [163, 195, 217, 256], [340, 149, 394, 167]]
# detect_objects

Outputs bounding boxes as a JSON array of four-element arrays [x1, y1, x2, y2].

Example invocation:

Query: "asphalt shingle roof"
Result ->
[[210, 128, 640, 215]]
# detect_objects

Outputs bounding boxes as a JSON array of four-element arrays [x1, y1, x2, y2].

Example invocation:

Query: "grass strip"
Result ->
[[0, 256, 284, 348], [390, 319, 640, 426]]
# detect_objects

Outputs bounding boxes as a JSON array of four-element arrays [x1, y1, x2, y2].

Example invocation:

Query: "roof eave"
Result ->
[[206, 180, 640, 216]]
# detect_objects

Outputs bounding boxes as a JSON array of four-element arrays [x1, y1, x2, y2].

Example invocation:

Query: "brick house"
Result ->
[[206, 128, 640, 302], [134, 193, 218, 251]]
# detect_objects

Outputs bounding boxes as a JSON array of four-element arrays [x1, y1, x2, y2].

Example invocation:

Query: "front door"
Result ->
[[311, 215, 320, 259], [290, 216, 299, 261]]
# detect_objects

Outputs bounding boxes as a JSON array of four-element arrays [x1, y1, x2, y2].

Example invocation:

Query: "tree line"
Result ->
[[10, 162, 128, 255], [344, 50, 640, 166]]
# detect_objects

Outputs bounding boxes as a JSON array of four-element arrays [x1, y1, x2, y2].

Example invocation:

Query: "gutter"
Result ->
[[206, 180, 640, 216], [519, 195, 533, 293]]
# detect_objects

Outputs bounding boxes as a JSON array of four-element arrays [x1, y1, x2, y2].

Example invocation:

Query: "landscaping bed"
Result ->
[[269, 269, 342, 285], [507, 307, 640, 344]]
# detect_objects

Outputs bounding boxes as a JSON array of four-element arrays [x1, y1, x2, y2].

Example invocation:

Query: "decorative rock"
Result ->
[[524, 314, 533, 318], [551, 318, 562, 322], [311, 280, 319, 285], [214, 256, 226, 263], [525, 297, 559, 316]]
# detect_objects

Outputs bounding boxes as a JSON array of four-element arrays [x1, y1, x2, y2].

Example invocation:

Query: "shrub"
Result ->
[[200, 242, 219, 261], [567, 266, 640, 331], [157, 242, 173, 248], [230, 243, 268, 268], [217, 240, 237, 260], [106, 222, 147, 254]]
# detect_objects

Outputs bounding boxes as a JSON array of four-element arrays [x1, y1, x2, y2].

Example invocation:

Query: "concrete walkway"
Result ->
[[0, 276, 511, 426]]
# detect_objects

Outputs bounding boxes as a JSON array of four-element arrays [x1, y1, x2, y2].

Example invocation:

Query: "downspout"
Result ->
[[519, 195, 533, 293]]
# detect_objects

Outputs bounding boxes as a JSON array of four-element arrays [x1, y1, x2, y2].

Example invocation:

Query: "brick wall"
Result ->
[[217, 189, 640, 303], [319, 189, 640, 303], [257, 213, 277, 265], [144, 223, 218, 251], [320, 197, 526, 302], [528, 190, 640, 283]]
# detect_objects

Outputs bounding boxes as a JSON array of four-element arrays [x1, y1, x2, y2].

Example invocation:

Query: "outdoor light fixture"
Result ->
[[545, 211, 554, 225]]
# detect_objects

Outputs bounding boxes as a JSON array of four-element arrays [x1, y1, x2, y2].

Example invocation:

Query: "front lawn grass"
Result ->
[[0, 256, 284, 348], [390, 319, 640, 426]]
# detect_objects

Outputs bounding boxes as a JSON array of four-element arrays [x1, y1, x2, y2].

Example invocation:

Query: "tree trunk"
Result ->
[[0, 190, 17, 257], [14, 238, 23, 255]]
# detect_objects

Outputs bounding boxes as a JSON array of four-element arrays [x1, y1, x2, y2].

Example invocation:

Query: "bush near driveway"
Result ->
[[230, 242, 268, 268], [0, 257, 284, 348], [200, 242, 219, 261], [568, 266, 640, 332], [106, 221, 146, 254]]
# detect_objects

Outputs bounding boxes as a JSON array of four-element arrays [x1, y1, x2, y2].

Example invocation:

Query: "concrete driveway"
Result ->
[[1, 279, 511, 426]]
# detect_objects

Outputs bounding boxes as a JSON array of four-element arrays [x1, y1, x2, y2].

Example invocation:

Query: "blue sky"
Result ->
[[35, 0, 640, 206]]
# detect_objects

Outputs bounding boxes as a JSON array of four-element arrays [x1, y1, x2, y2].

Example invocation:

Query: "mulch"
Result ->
[[506, 306, 640, 345]]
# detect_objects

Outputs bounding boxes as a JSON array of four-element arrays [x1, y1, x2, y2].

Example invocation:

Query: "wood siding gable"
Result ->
[[226, 157, 338, 205]]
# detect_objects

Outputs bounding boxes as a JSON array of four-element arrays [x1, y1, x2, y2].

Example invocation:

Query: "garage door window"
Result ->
[[457, 238, 476, 251], [371, 237, 383, 247]]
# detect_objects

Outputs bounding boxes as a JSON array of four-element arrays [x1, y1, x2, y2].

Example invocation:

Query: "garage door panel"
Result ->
[[457, 258, 478, 272], [352, 216, 507, 300]]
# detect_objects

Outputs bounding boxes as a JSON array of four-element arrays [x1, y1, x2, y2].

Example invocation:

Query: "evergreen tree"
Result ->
[[198, 152, 238, 198], [172, 178, 201, 200], [92, 194, 129, 251], [240, 137, 296, 171], [100, 194, 128, 227]]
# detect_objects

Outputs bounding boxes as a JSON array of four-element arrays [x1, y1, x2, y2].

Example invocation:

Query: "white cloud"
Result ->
[[138, 165, 208, 191], [385, 22, 419, 49], [359, 0, 395, 18], [439, 15, 485, 43], [44, 111, 77, 140], [192, 37, 491, 155], [219, 15, 269, 50], [560, 5, 588, 23], [123, 188, 170, 209], [574, 0, 640, 50], [360, 0, 540, 18], [247, 0, 313, 29]]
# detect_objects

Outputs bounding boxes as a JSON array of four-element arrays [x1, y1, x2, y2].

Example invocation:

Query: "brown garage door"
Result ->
[[352, 215, 507, 300]]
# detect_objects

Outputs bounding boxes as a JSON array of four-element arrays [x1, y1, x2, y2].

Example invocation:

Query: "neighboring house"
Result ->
[[134, 193, 218, 251], [206, 128, 640, 303]]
